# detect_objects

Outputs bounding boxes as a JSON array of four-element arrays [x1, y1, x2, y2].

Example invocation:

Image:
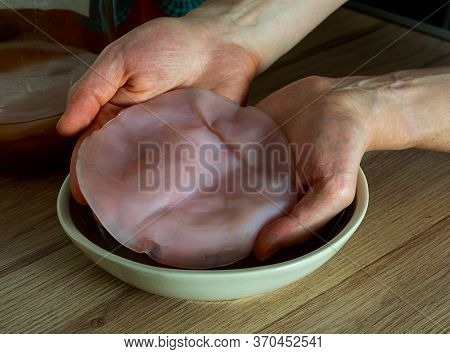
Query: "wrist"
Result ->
[[391, 68, 450, 151], [367, 68, 450, 151], [183, 2, 262, 73], [187, 0, 347, 74], [185, 1, 263, 70], [332, 74, 420, 152]]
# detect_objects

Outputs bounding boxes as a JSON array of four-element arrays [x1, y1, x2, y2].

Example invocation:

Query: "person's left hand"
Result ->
[[253, 75, 414, 260]]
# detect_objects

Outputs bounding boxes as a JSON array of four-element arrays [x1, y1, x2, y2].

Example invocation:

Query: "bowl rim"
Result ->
[[57, 168, 369, 275]]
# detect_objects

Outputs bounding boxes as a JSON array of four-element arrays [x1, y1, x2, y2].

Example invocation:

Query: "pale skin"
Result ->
[[254, 69, 450, 259], [57, 0, 450, 261]]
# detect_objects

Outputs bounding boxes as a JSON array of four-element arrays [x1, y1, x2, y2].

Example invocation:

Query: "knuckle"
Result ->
[[302, 75, 333, 91], [100, 41, 122, 61], [324, 175, 356, 207]]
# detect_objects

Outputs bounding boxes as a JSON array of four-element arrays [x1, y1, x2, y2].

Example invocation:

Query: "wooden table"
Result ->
[[1, 8, 449, 333]]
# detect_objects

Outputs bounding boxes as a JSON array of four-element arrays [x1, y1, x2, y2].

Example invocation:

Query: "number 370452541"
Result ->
[[253, 335, 322, 348]]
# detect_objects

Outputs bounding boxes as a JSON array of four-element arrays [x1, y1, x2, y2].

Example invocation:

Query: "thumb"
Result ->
[[57, 48, 125, 136], [69, 131, 89, 204], [69, 103, 124, 204], [253, 176, 357, 261]]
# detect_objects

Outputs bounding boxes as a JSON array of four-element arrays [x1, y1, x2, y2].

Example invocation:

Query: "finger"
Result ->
[[253, 174, 357, 261], [70, 132, 89, 204], [57, 47, 125, 136], [70, 103, 124, 204]]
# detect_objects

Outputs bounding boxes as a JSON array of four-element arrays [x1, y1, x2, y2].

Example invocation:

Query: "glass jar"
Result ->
[[0, 0, 162, 168]]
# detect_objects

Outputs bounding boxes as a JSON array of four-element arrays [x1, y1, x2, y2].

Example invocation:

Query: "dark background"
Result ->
[[349, 0, 450, 39]]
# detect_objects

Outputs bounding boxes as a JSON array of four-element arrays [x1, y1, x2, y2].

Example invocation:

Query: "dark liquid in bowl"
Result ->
[[70, 198, 356, 270]]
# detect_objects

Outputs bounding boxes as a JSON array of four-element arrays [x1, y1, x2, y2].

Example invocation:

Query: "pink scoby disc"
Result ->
[[76, 88, 297, 269]]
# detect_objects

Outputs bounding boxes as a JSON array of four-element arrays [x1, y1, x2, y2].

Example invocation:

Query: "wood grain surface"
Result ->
[[0, 8, 449, 333]]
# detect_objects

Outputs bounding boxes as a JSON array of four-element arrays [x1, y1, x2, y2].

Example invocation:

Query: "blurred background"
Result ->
[[348, 0, 450, 40]]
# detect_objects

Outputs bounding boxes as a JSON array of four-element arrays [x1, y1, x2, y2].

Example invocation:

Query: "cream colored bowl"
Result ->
[[57, 168, 368, 301]]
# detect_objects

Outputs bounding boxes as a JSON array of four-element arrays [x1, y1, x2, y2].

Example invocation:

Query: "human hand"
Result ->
[[57, 0, 350, 204], [252, 73, 422, 260], [57, 16, 258, 203]]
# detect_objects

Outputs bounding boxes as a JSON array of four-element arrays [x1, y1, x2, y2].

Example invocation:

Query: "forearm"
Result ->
[[364, 67, 450, 153], [187, 0, 347, 73]]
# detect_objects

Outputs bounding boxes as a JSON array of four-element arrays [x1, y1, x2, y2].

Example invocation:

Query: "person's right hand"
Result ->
[[57, 16, 259, 203]]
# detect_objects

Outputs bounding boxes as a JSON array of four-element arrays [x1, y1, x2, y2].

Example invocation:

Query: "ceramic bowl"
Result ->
[[57, 168, 368, 301]]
